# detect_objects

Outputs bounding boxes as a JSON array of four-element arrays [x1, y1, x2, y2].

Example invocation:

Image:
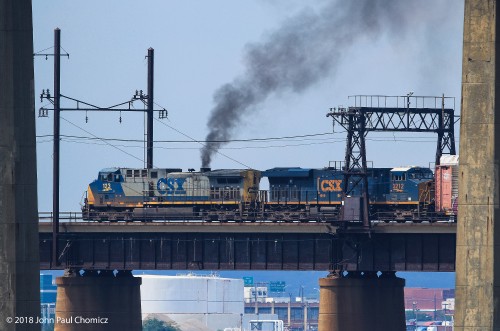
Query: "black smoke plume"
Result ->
[[200, 0, 438, 167]]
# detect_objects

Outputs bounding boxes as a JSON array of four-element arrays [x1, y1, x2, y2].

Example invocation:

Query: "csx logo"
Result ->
[[320, 179, 342, 192], [157, 178, 186, 195]]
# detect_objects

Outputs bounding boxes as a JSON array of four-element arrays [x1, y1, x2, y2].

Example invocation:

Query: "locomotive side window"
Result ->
[[134, 170, 140, 177], [392, 174, 406, 181], [141, 170, 147, 178], [151, 171, 158, 179], [126, 170, 133, 178]]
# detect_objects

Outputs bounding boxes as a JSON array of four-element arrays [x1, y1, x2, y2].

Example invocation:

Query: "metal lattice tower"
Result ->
[[327, 94, 457, 227]]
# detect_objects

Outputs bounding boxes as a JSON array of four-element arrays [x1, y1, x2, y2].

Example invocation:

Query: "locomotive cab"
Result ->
[[388, 166, 433, 202]]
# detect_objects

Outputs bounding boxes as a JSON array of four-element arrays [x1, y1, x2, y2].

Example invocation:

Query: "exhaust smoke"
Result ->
[[200, 0, 452, 167]]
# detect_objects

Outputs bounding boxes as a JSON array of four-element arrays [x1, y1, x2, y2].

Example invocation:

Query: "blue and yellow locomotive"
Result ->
[[83, 167, 261, 221]]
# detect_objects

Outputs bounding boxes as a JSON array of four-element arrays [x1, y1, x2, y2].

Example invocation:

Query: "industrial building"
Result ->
[[244, 300, 318, 331], [404, 288, 455, 327]]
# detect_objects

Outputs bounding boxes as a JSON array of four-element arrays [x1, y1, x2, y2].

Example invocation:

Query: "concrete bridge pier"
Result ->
[[455, 0, 500, 329], [55, 270, 142, 331], [0, 0, 41, 330], [318, 271, 405, 331]]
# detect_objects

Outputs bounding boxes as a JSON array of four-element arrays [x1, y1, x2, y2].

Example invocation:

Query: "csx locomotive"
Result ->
[[82, 163, 455, 222]]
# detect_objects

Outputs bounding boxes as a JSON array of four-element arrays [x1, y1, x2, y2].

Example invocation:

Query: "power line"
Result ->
[[153, 118, 252, 168], [36, 135, 438, 150], [35, 133, 337, 143], [35, 132, 440, 143], [60, 116, 145, 165], [39, 117, 442, 168], [56, 116, 253, 169]]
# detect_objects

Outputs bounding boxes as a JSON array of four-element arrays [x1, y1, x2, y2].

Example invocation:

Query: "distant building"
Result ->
[[40, 274, 57, 304], [404, 288, 455, 312], [404, 287, 455, 329], [40, 274, 56, 328], [141, 274, 244, 331], [244, 286, 269, 303], [244, 300, 318, 331]]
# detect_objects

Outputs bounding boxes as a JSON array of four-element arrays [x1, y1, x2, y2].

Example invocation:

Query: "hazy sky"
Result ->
[[33, 0, 464, 212]]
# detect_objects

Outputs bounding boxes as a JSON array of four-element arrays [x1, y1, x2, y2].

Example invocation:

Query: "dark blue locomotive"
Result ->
[[263, 167, 391, 204], [263, 166, 434, 221]]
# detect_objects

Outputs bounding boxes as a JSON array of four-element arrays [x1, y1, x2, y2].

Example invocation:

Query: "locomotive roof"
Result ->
[[263, 167, 312, 177], [101, 167, 183, 172], [206, 169, 253, 177], [99, 167, 120, 173], [390, 166, 430, 172]]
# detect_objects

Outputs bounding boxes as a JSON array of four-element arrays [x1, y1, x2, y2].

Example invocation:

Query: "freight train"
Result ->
[[82, 158, 458, 222]]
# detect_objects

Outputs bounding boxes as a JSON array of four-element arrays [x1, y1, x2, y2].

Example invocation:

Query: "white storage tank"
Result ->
[[141, 274, 244, 331]]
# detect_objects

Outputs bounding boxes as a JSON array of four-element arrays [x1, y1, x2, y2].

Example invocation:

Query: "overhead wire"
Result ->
[[36, 132, 439, 147], [35, 132, 338, 143], [153, 117, 252, 169], [60, 116, 145, 164], [39, 113, 442, 169]]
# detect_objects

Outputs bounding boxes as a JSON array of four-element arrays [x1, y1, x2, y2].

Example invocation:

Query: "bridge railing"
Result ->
[[348, 94, 456, 109], [38, 211, 83, 222]]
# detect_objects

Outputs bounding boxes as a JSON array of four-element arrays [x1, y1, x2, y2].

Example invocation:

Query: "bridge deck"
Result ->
[[38, 221, 456, 234], [39, 221, 456, 272]]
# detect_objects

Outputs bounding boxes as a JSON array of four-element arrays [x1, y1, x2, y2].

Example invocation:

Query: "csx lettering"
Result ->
[[157, 178, 186, 195], [320, 179, 342, 192]]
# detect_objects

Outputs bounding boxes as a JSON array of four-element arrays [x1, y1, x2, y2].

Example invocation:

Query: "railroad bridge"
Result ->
[[37, 219, 456, 330]]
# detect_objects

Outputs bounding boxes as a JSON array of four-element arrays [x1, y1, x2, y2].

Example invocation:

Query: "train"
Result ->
[[82, 157, 458, 223]]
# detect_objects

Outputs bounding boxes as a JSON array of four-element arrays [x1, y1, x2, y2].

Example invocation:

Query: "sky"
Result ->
[[32, 0, 464, 213], [33, 0, 463, 290]]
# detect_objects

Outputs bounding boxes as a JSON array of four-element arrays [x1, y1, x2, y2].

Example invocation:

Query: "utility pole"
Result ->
[[147, 47, 154, 169], [38, 40, 167, 264], [35, 28, 68, 266], [53, 28, 61, 266]]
